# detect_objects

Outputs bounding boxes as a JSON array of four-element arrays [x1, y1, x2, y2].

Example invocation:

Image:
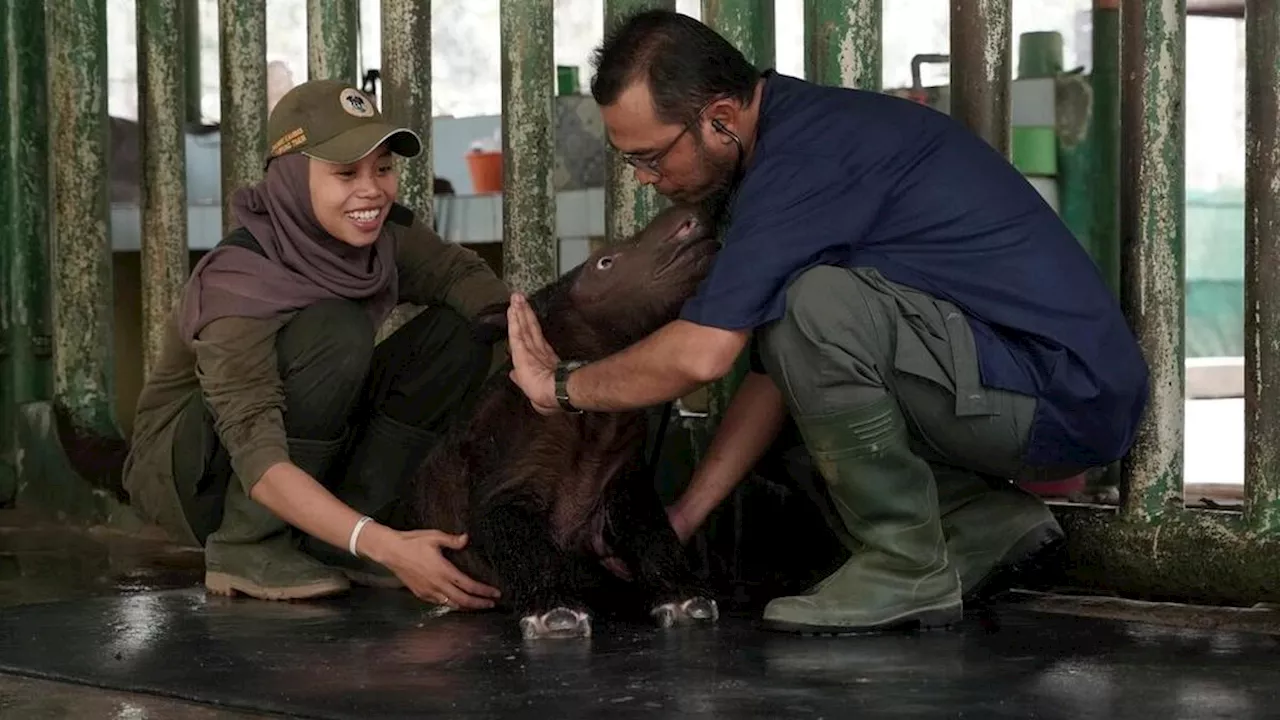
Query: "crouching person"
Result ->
[[123, 79, 507, 609]]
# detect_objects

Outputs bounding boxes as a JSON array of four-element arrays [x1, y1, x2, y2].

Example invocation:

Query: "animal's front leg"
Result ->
[[603, 463, 719, 629], [473, 497, 594, 640]]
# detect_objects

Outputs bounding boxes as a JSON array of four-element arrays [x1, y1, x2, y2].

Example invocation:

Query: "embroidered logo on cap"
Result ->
[[271, 127, 307, 157], [339, 88, 375, 118]]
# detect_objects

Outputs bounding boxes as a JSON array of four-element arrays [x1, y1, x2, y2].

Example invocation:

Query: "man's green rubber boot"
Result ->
[[762, 395, 963, 634], [934, 467, 1065, 602], [205, 435, 351, 601]]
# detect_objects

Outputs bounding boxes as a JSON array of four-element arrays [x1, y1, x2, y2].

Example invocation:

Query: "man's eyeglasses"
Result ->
[[616, 99, 716, 177]]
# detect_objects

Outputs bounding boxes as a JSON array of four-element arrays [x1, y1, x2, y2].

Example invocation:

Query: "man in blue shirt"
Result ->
[[506, 10, 1149, 634]]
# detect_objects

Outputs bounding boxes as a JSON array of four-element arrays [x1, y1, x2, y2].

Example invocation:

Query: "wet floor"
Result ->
[[0, 509, 204, 610], [0, 510, 256, 718], [3, 509, 1280, 719]]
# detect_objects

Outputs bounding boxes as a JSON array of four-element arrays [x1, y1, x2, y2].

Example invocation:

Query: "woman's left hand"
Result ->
[[506, 293, 561, 415]]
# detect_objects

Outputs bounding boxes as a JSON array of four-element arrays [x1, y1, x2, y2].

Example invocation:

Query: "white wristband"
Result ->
[[348, 515, 374, 558]]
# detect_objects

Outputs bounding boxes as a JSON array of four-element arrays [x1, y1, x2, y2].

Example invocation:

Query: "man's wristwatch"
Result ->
[[555, 360, 587, 413]]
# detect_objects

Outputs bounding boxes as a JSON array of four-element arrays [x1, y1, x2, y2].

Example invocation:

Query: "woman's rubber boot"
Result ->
[[204, 435, 351, 601], [761, 395, 963, 634], [933, 467, 1065, 602], [303, 412, 441, 589]]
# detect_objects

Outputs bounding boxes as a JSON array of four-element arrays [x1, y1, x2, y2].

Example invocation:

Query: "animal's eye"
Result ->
[[596, 256, 615, 270]]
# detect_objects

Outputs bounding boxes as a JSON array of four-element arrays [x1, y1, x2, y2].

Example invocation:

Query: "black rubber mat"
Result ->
[[0, 587, 1277, 719]]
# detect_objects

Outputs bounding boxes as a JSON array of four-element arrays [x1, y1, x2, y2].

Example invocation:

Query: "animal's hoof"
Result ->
[[651, 596, 720, 628], [520, 607, 592, 640]]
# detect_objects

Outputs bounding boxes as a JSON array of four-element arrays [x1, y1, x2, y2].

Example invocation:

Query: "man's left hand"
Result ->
[[506, 293, 561, 415]]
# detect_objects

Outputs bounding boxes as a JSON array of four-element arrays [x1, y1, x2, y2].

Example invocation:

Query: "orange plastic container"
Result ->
[[466, 150, 503, 193]]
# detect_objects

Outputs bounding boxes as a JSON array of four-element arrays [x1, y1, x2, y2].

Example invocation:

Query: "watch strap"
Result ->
[[555, 360, 586, 413]]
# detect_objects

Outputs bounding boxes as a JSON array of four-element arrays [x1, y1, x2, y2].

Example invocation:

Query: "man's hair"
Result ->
[[590, 9, 761, 126]]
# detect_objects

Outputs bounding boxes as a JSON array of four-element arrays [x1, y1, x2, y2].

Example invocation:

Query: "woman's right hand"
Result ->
[[367, 528, 502, 610]]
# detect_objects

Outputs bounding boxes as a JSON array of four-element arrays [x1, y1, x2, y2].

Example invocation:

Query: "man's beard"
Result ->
[[688, 137, 743, 234]]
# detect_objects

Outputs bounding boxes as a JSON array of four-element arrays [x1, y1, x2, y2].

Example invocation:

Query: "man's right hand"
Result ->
[[666, 503, 700, 545], [368, 528, 502, 610]]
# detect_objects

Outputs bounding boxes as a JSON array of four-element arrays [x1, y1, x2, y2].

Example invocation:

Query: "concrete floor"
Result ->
[[2, 507, 1278, 719], [0, 510, 272, 719]]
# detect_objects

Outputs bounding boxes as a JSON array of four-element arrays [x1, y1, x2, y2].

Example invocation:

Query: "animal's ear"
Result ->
[[470, 301, 510, 345]]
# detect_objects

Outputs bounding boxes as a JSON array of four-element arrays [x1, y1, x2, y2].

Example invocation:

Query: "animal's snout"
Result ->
[[674, 215, 700, 240]]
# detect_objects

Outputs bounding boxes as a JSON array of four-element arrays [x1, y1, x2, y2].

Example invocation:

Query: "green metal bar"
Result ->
[[217, 0, 266, 233], [1053, 505, 1280, 606], [803, 0, 881, 90], [1092, 0, 1121, 297], [137, 0, 190, 377], [949, 0, 1012, 157], [699, 0, 777, 426], [380, 0, 432, 217], [603, 0, 672, 245], [1245, 0, 1280, 534], [704, 0, 775, 69], [183, 0, 202, 123], [500, 0, 557, 294], [1118, 0, 1185, 522], [5, 1, 50, 404], [1, 1, 11, 501], [307, 0, 359, 84], [47, 0, 117, 438]]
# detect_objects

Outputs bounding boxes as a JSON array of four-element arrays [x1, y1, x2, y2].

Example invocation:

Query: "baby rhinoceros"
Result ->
[[402, 204, 722, 640]]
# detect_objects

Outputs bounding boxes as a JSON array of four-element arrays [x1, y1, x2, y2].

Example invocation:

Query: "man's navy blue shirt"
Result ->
[[679, 71, 1149, 468]]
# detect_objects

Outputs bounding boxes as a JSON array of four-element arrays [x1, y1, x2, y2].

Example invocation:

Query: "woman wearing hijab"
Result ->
[[123, 79, 509, 610]]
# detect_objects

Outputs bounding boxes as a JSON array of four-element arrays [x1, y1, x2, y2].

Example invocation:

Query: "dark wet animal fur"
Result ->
[[399, 205, 721, 636]]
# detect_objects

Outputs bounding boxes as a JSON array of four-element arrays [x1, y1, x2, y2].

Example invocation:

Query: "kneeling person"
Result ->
[[123, 79, 509, 609], [503, 11, 1149, 633]]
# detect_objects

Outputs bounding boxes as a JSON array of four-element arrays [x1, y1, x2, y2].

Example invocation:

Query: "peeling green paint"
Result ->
[[804, 0, 881, 90], [1054, 506, 1280, 606], [218, 0, 266, 233], [47, 0, 118, 439], [307, 0, 359, 84], [1244, 0, 1280, 534], [949, 0, 1011, 157], [603, 0, 673, 245], [500, 0, 557, 294], [182, 0, 201, 123], [1, 0, 12, 502], [704, 0, 775, 69], [4, 0, 51, 406], [381, 0, 433, 218], [1091, 3, 1121, 298], [1118, 0, 1185, 523], [137, 0, 190, 376], [700, 0, 777, 427]]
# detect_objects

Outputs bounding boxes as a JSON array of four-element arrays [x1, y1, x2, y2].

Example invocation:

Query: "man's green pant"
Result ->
[[755, 265, 1068, 633]]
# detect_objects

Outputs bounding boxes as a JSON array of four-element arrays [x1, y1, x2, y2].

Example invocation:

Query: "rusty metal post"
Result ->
[[1092, 0, 1122, 297], [698, 0, 777, 428], [804, 0, 881, 90], [602, 0, 673, 245], [1118, 0, 1185, 522], [137, 0, 190, 376], [2, 0, 51, 449], [381, 0, 433, 217], [46, 0, 118, 438], [218, 0, 266, 233], [949, 0, 1011, 157], [183, 0, 202, 122], [500, 0, 557, 293], [1245, 0, 1280, 534], [704, 0, 775, 69], [307, 0, 359, 84], [1, 0, 10, 500]]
